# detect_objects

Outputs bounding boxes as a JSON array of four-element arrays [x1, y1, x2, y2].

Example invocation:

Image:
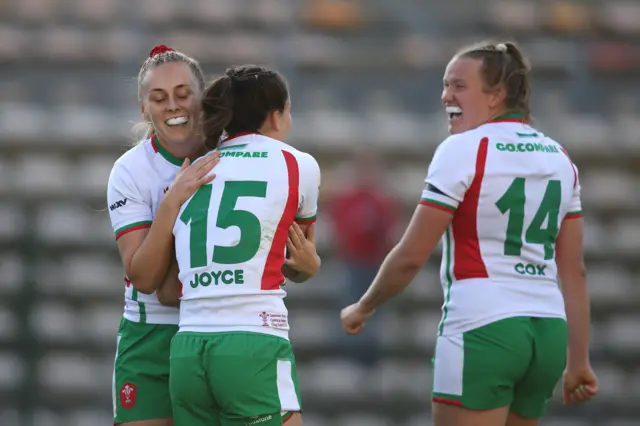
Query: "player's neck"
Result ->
[[154, 135, 205, 161]]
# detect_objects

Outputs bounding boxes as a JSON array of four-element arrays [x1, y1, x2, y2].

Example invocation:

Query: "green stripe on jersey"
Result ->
[[295, 214, 316, 223], [565, 210, 582, 218], [115, 221, 153, 238], [131, 289, 147, 323], [420, 198, 456, 213], [218, 144, 248, 150], [438, 228, 454, 336]]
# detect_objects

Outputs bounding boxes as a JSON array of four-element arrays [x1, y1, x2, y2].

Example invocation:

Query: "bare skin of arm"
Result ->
[[341, 205, 453, 334], [156, 254, 181, 307], [556, 218, 591, 370], [116, 198, 182, 295]]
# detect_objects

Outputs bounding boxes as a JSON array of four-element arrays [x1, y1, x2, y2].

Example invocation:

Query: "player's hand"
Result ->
[[165, 151, 220, 206], [341, 302, 375, 335], [284, 222, 320, 277], [562, 365, 598, 405]]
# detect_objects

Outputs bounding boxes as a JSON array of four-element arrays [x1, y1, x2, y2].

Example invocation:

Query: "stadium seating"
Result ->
[[0, 1, 638, 424]]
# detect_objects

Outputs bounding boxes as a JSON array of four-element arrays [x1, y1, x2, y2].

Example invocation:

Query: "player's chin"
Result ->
[[164, 125, 194, 143]]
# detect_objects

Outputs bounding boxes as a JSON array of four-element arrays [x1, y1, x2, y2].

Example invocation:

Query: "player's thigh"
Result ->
[[170, 333, 220, 426], [511, 318, 567, 420], [432, 402, 509, 426], [432, 317, 534, 411], [113, 318, 177, 425], [204, 332, 303, 426]]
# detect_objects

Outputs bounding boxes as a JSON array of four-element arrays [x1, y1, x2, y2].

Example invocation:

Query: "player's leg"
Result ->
[[508, 317, 568, 425], [431, 317, 534, 426], [206, 332, 303, 426], [169, 333, 220, 426], [113, 318, 178, 426], [282, 412, 302, 425]]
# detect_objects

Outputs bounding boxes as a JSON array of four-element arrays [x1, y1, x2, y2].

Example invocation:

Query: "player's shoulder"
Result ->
[[434, 129, 485, 162], [271, 140, 319, 169], [109, 139, 153, 182], [112, 139, 153, 172]]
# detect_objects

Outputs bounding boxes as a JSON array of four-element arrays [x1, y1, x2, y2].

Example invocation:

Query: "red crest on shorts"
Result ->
[[120, 382, 137, 409]]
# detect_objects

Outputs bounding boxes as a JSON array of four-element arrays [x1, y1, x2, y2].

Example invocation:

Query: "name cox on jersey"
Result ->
[[514, 262, 547, 276], [190, 269, 245, 288]]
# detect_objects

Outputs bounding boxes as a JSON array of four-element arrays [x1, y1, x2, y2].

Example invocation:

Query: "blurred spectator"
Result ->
[[329, 152, 400, 369]]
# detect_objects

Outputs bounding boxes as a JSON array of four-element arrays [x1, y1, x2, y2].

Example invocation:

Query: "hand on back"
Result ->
[[165, 151, 220, 206]]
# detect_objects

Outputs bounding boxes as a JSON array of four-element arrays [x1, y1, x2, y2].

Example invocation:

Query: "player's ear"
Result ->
[[140, 102, 148, 120], [268, 110, 281, 132]]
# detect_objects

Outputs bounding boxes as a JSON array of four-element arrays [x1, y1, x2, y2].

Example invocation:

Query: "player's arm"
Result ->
[[358, 202, 452, 312], [282, 152, 321, 283], [111, 153, 219, 295], [109, 163, 182, 295], [282, 222, 320, 283], [356, 136, 472, 313], [556, 167, 591, 370], [156, 255, 181, 307]]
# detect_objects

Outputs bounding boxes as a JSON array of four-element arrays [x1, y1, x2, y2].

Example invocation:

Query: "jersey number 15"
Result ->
[[180, 181, 267, 268]]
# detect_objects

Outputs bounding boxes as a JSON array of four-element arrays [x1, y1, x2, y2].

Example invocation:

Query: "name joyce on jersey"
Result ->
[[189, 269, 245, 288]]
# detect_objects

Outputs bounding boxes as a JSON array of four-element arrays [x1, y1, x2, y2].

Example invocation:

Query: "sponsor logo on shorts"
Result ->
[[258, 312, 289, 329], [120, 382, 137, 409], [246, 415, 272, 425]]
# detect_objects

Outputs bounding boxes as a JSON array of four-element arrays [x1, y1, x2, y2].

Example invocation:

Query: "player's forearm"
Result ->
[[359, 246, 421, 312], [128, 198, 181, 294], [561, 270, 591, 368], [156, 259, 181, 306]]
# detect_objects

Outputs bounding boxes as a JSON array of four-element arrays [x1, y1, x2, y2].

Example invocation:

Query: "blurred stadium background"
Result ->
[[1, 0, 639, 425]]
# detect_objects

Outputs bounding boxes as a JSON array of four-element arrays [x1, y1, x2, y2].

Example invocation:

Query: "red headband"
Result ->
[[149, 45, 174, 58]]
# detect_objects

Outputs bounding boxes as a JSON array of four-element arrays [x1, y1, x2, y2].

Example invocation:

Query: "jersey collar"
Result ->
[[218, 132, 261, 150], [151, 135, 183, 167], [222, 132, 261, 143], [487, 112, 528, 124]]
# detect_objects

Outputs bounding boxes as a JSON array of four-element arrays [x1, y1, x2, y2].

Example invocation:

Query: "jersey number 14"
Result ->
[[180, 181, 267, 268], [496, 178, 561, 260]]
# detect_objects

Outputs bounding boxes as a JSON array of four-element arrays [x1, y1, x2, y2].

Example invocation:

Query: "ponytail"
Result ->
[[201, 75, 234, 151]]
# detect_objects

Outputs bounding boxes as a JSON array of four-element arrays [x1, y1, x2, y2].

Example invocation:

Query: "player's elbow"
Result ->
[[127, 274, 156, 295]]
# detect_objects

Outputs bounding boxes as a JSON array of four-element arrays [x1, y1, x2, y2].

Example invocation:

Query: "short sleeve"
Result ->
[[419, 135, 476, 213], [294, 152, 321, 224], [564, 163, 582, 220], [107, 162, 153, 240]]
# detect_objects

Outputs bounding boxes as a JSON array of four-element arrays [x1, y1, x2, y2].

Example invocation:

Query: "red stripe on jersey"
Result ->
[[419, 200, 455, 214], [564, 212, 583, 220], [559, 147, 578, 188], [451, 137, 489, 280], [115, 223, 152, 240], [261, 150, 299, 290]]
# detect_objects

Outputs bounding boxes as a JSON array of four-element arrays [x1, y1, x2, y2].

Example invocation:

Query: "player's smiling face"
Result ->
[[140, 62, 201, 145], [442, 56, 503, 134]]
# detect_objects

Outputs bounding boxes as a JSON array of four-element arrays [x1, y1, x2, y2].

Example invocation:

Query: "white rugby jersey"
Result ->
[[107, 136, 183, 324], [174, 133, 321, 339], [420, 114, 582, 336]]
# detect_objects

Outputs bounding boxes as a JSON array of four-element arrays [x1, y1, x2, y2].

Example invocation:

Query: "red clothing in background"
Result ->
[[329, 187, 399, 264]]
